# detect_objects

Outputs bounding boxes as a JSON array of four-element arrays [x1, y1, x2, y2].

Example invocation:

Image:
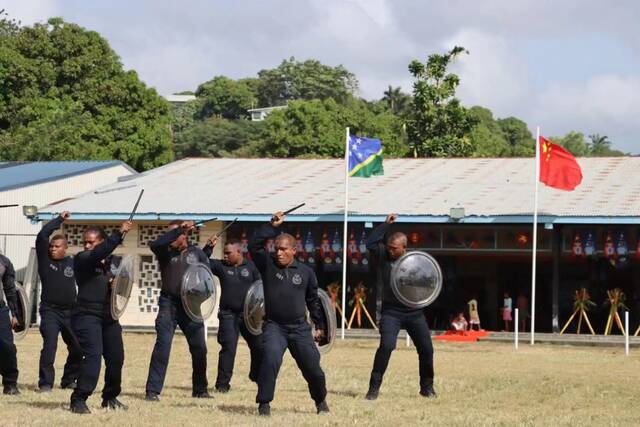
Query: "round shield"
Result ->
[[243, 280, 265, 336], [312, 289, 337, 354], [13, 284, 30, 340], [110, 255, 135, 320], [181, 263, 217, 322], [390, 251, 443, 309]]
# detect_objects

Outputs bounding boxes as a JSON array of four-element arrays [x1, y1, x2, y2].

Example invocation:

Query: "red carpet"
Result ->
[[433, 330, 490, 342]]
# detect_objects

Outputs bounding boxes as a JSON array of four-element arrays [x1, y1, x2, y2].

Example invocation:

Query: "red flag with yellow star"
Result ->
[[539, 136, 583, 191]]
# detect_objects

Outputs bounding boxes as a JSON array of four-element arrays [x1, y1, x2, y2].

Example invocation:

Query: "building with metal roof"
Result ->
[[0, 161, 136, 280], [33, 157, 640, 333]]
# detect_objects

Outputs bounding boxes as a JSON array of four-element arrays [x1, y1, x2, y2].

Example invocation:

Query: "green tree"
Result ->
[[255, 57, 358, 107], [496, 117, 534, 156], [468, 106, 511, 157], [382, 85, 411, 115], [406, 46, 478, 157], [195, 76, 256, 119], [0, 18, 172, 170], [174, 117, 263, 158], [255, 99, 407, 158], [550, 131, 589, 156], [587, 133, 623, 156]]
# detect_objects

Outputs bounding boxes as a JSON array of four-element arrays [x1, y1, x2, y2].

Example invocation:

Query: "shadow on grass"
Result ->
[[328, 389, 360, 398], [5, 400, 68, 410]]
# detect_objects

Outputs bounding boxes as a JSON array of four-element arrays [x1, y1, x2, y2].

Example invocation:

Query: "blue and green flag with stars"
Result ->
[[348, 135, 384, 177]]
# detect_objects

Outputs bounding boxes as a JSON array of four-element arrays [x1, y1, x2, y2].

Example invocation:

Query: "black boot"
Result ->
[[365, 387, 379, 400], [70, 399, 91, 414], [316, 400, 330, 414], [102, 398, 128, 410], [419, 385, 437, 398], [192, 391, 213, 399], [215, 384, 230, 393], [145, 391, 160, 402], [3, 384, 20, 395], [258, 403, 271, 416]]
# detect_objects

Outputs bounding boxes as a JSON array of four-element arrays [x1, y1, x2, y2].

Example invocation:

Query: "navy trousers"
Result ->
[[0, 305, 18, 387], [369, 309, 435, 391], [38, 304, 83, 388], [70, 310, 124, 402], [145, 295, 208, 395], [256, 320, 326, 404], [215, 309, 262, 389]]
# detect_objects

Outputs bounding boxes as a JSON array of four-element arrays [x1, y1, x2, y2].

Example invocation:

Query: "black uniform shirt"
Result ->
[[150, 227, 209, 297], [249, 223, 324, 328], [74, 231, 123, 311], [36, 215, 77, 307], [0, 254, 18, 315], [366, 222, 420, 314], [210, 257, 260, 313]]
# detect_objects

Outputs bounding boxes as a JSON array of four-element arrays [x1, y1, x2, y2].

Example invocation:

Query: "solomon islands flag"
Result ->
[[348, 135, 384, 177]]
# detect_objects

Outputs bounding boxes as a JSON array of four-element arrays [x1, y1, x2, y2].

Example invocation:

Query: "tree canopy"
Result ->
[[406, 46, 478, 157], [0, 17, 172, 170]]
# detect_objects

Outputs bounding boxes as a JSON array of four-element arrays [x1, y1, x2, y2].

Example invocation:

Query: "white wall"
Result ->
[[0, 165, 133, 280]]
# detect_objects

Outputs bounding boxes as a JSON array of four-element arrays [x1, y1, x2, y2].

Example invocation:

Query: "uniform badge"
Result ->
[[292, 274, 303, 285], [241, 268, 250, 277], [64, 266, 74, 278], [110, 263, 119, 275]]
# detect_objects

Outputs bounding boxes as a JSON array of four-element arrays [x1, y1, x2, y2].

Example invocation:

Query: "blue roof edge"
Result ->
[[34, 212, 640, 225], [0, 161, 137, 192]]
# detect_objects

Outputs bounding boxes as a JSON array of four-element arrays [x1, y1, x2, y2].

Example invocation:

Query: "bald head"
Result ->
[[386, 232, 407, 260]]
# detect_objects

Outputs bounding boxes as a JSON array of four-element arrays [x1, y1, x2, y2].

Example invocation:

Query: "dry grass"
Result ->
[[2, 332, 640, 426]]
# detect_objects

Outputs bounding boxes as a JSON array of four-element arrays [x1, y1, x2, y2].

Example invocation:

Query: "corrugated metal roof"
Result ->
[[38, 157, 640, 221], [0, 161, 137, 192]]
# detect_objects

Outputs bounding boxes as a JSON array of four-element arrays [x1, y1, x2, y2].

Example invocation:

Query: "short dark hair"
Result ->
[[169, 220, 183, 228], [84, 226, 106, 240], [275, 233, 296, 247], [387, 232, 407, 247], [225, 238, 241, 246], [50, 234, 68, 243]]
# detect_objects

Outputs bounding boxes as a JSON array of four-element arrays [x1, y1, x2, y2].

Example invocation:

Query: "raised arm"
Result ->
[[75, 231, 124, 268], [35, 212, 67, 260], [149, 227, 184, 257], [249, 212, 283, 274]]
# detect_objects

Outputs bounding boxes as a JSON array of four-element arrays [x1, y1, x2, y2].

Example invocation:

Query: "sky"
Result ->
[[9, 0, 640, 153]]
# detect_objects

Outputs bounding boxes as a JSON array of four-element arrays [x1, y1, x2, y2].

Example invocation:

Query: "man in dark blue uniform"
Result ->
[[70, 221, 132, 414], [365, 214, 436, 401], [35, 211, 82, 392], [0, 252, 19, 395], [203, 236, 262, 393], [144, 220, 211, 401], [250, 211, 329, 416]]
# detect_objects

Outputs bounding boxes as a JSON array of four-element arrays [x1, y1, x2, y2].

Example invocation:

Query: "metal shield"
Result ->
[[13, 284, 30, 340], [390, 251, 443, 309], [243, 280, 265, 336], [312, 289, 337, 354], [181, 263, 217, 322], [110, 255, 135, 320]]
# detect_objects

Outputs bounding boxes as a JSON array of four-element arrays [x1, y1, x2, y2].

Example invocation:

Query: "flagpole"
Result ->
[[530, 126, 541, 345], [341, 127, 350, 340]]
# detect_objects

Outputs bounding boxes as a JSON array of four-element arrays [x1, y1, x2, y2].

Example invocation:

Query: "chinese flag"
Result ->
[[539, 136, 583, 191]]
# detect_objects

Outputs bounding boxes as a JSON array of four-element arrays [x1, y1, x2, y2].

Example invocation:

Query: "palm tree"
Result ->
[[382, 85, 403, 113], [588, 133, 611, 156]]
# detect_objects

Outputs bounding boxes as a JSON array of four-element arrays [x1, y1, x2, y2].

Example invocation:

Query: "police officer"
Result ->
[[0, 251, 19, 395], [250, 212, 329, 416], [365, 213, 436, 400], [144, 220, 211, 401], [202, 236, 262, 393], [70, 222, 131, 414], [35, 211, 82, 392]]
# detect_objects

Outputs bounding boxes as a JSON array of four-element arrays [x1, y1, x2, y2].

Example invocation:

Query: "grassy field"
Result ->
[[2, 332, 640, 426]]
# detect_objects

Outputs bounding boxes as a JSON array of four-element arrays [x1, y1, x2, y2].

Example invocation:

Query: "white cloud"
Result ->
[[5, 0, 60, 25], [443, 29, 533, 118], [530, 75, 640, 152]]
